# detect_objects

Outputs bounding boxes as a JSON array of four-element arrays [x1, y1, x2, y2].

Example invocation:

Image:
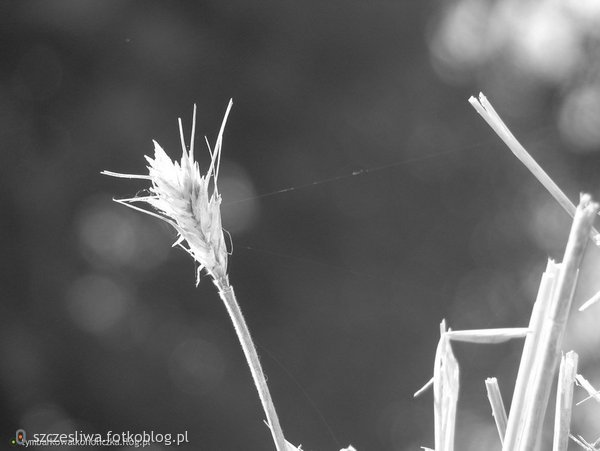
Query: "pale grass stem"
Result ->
[[468, 93, 600, 246], [468, 92, 600, 450], [485, 377, 507, 444], [553, 351, 579, 451], [502, 259, 560, 450], [414, 325, 530, 449], [433, 320, 459, 451], [418, 199, 597, 451], [417, 93, 600, 451], [516, 195, 598, 451], [215, 276, 287, 451]]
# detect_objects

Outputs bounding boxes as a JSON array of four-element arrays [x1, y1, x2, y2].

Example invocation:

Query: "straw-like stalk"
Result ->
[[418, 196, 596, 451], [502, 259, 560, 450], [467, 93, 600, 450], [468, 93, 600, 246], [433, 320, 459, 451], [516, 195, 598, 450], [414, 325, 532, 450], [214, 276, 286, 451], [553, 351, 578, 451], [485, 377, 508, 444]]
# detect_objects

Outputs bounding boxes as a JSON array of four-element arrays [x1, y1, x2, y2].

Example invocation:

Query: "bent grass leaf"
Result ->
[[446, 328, 530, 344]]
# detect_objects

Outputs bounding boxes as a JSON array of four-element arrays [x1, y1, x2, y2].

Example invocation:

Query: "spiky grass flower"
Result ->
[[102, 102, 231, 284], [102, 101, 288, 451]]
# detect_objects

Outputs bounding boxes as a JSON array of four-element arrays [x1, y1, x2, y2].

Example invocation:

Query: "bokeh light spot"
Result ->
[[527, 196, 572, 254], [0, 325, 43, 402], [428, 0, 492, 82], [21, 404, 74, 434], [14, 45, 63, 101], [512, 4, 581, 83], [219, 162, 259, 235], [65, 274, 132, 334], [559, 85, 600, 152], [168, 337, 225, 396], [77, 197, 170, 271], [452, 268, 515, 326]]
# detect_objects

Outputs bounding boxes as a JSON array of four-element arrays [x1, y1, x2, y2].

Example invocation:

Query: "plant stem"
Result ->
[[433, 320, 459, 451], [502, 259, 560, 450], [517, 195, 598, 451], [469, 93, 600, 245], [485, 377, 507, 444], [214, 276, 287, 451], [553, 351, 578, 451]]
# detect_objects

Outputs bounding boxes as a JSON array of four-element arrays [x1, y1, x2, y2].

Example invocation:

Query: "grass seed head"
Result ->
[[103, 100, 233, 284]]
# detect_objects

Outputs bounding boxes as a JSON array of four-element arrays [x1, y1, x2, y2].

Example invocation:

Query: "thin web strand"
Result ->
[[223, 147, 463, 206], [222, 133, 552, 207]]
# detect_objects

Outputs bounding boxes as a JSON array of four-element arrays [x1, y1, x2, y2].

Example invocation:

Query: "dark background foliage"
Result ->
[[2, 1, 600, 450]]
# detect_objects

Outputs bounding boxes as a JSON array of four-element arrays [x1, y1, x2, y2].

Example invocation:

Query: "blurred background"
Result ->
[[2, 0, 600, 449]]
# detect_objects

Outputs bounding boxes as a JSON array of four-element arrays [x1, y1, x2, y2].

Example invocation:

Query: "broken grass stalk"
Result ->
[[468, 93, 600, 246], [433, 320, 459, 451], [553, 351, 578, 451], [485, 377, 508, 444], [517, 195, 599, 451], [415, 328, 528, 397], [502, 259, 560, 450]]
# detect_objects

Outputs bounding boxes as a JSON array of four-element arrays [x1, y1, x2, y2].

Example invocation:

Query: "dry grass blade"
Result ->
[[485, 377, 508, 444], [433, 320, 459, 451], [517, 195, 599, 451], [446, 328, 530, 344], [468, 93, 600, 246], [502, 259, 560, 450], [553, 351, 579, 451]]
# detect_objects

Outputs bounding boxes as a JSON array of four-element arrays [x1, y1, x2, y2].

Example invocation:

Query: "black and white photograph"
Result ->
[[2, 1, 600, 450]]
